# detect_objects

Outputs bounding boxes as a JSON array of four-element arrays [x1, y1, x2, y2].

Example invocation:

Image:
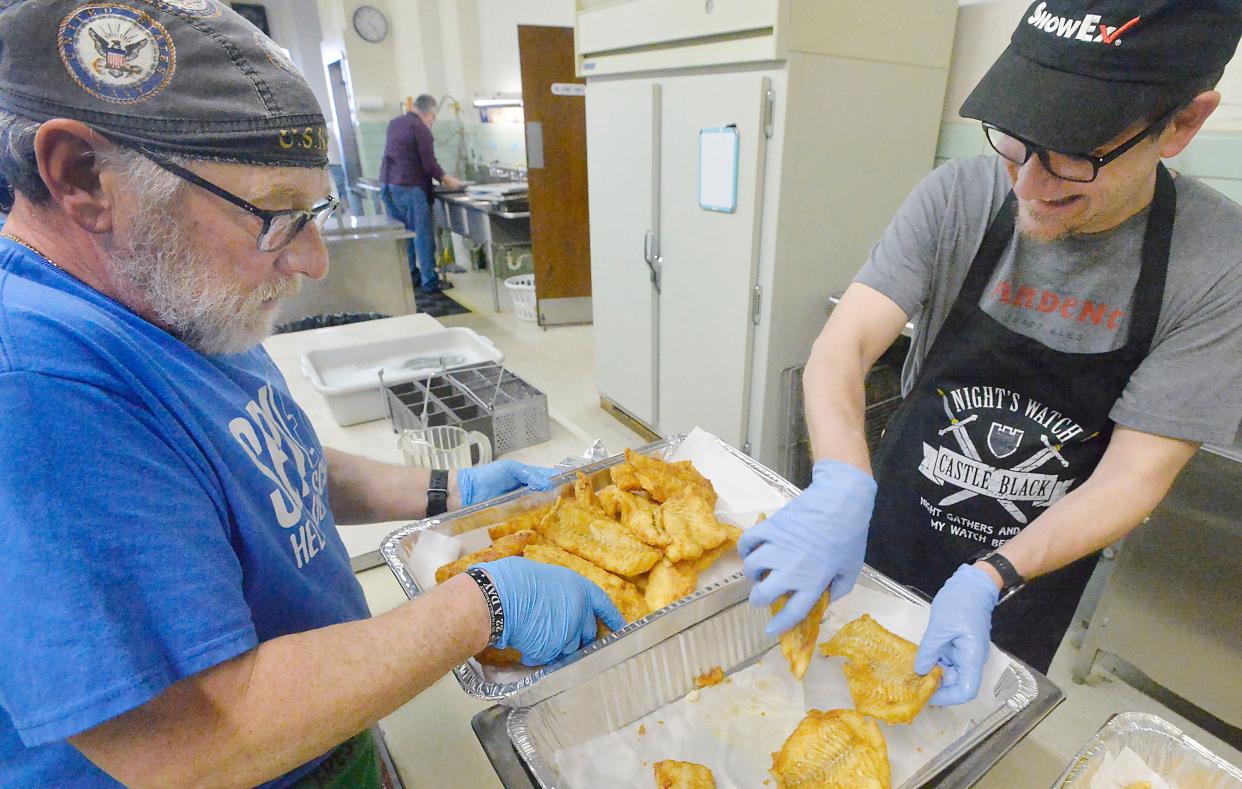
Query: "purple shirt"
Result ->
[[379, 112, 445, 199]]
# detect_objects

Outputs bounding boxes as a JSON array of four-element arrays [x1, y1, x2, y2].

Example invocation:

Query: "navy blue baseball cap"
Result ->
[[0, 0, 328, 167], [961, 1, 1242, 154]]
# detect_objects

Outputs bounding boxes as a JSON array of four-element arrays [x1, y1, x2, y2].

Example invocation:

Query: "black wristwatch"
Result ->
[[970, 549, 1026, 601], [427, 469, 450, 517]]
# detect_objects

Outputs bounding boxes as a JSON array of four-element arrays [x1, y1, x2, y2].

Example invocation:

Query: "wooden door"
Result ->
[[518, 25, 591, 326]]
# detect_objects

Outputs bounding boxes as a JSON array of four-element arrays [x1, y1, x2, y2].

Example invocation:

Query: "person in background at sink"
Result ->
[[380, 94, 465, 295], [0, 4, 620, 788], [742, 0, 1242, 705]]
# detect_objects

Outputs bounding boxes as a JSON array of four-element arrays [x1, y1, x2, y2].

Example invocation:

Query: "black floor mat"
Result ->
[[414, 289, 470, 318], [273, 311, 389, 334]]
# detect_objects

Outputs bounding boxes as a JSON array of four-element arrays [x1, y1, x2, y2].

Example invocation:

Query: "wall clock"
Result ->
[[352, 5, 388, 44]]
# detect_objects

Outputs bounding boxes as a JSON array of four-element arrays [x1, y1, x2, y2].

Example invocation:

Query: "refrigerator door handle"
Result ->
[[643, 230, 662, 292]]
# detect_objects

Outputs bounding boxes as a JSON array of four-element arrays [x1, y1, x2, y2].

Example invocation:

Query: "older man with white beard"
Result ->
[[0, 3, 621, 787]]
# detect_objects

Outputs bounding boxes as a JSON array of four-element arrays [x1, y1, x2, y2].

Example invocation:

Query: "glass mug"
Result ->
[[398, 426, 492, 470]]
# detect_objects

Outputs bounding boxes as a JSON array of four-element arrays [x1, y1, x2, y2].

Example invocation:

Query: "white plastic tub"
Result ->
[[300, 327, 503, 426]]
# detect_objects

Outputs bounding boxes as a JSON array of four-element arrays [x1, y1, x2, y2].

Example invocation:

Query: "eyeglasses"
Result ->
[[137, 150, 338, 252], [982, 107, 1177, 183]]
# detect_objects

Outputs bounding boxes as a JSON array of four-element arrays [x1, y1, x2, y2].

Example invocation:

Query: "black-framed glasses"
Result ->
[[138, 150, 338, 252], [983, 107, 1177, 183]]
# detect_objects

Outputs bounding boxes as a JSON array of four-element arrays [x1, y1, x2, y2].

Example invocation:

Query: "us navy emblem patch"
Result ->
[[59, 4, 175, 104]]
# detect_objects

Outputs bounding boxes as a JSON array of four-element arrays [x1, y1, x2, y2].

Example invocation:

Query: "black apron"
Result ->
[[866, 164, 1174, 673]]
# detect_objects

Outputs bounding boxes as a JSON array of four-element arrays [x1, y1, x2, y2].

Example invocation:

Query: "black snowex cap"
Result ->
[[961, 1, 1242, 154], [0, 0, 328, 167]]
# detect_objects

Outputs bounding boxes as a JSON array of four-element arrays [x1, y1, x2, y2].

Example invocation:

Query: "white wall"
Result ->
[[472, 0, 574, 97], [240, 0, 331, 117], [315, 0, 402, 123], [944, 0, 1242, 130]]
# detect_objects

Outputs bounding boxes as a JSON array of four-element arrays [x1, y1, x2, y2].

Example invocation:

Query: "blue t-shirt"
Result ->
[[0, 240, 371, 786]]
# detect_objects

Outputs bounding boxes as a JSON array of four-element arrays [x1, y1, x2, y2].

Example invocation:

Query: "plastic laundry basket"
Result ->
[[504, 275, 538, 322]]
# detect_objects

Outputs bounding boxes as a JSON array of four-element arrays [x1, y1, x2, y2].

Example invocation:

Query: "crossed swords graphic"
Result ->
[[934, 389, 1077, 525]]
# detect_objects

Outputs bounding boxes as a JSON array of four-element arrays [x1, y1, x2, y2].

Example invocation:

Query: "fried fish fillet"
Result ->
[[653, 759, 716, 789], [772, 590, 831, 680], [819, 614, 943, 724], [573, 472, 605, 513], [622, 449, 719, 505], [598, 485, 670, 548], [596, 483, 625, 518], [434, 530, 541, 584], [770, 708, 891, 789], [541, 498, 662, 576], [487, 504, 554, 540], [524, 543, 648, 623], [645, 557, 700, 612], [657, 493, 732, 563], [610, 459, 644, 491], [692, 533, 739, 572], [475, 646, 523, 666]]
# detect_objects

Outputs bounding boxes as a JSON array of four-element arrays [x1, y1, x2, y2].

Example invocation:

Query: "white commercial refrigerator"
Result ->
[[579, 0, 957, 470]]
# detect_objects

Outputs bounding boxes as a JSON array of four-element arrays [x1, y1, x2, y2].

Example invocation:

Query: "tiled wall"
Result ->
[[353, 115, 1242, 204], [936, 122, 1242, 205], [353, 118, 529, 181]]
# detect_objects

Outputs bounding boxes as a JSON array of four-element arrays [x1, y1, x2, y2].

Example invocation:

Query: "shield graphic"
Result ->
[[987, 422, 1024, 459]]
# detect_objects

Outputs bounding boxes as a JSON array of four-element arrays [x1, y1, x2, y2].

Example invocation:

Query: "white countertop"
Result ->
[[263, 313, 630, 570]]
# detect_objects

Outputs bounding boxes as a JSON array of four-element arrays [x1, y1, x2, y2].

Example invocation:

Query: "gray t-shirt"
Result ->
[[856, 155, 1242, 446]]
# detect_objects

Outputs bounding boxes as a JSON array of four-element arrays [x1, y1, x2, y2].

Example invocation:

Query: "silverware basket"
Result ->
[[383, 362, 550, 455]]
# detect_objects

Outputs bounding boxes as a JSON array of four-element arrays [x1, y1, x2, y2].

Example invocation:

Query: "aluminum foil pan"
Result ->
[[507, 567, 1039, 788], [1055, 711, 1242, 787], [379, 433, 802, 708]]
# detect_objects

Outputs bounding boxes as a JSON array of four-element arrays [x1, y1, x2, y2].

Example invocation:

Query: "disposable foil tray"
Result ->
[[379, 432, 800, 708], [507, 569, 1039, 788], [1055, 711, 1242, 787], [383, 362, 550, 455]]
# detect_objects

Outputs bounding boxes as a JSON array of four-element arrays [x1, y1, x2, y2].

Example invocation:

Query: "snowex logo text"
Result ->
[[1026, 2, 1141, 46]]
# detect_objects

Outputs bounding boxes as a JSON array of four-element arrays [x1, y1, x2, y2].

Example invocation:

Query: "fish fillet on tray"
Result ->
[[508, 575, 1038, 788], [380, 429, 796, 707]]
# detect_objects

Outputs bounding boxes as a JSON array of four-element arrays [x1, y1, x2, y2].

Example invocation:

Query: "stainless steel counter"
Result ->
[[276, 216, 416, 327], [321, 214, 414, 243], [438, 192, 532, 311], [439, 192, 531, 221]]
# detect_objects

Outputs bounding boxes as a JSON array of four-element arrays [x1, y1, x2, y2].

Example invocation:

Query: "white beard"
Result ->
[[110, 200, 300, 355]]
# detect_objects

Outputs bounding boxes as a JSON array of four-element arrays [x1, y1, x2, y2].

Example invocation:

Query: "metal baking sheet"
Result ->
[[507, 568, 1039, 788], [379, 432, 801, 708], [1055, 711, 1242, 787]]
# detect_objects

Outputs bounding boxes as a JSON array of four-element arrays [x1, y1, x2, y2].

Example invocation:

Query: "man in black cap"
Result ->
[[741, 0, 1242, 705], [0, 2, 621, 786]]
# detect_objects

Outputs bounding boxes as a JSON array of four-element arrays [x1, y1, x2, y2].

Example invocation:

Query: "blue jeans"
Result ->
[[381, 184, 438, 291]]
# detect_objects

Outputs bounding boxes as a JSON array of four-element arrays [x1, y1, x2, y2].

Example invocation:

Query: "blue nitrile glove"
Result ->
[[457, 461, 558, 507], [473, 556, 625, 666], [915, 564, 1001, 706], [738, 459, 877, 638]]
